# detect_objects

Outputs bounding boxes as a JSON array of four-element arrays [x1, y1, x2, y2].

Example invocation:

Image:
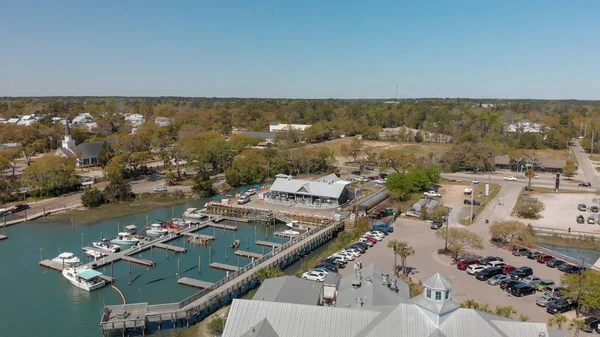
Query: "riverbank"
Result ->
[[38, 192, 194, 224], [535, 234, 600, 251]]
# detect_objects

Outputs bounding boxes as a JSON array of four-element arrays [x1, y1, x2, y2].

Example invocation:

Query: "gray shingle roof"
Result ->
[[252, 276, 323, 305], [423, 273, 452, 291], [239, 319, 279, 337], [269, 177, 348, 199]]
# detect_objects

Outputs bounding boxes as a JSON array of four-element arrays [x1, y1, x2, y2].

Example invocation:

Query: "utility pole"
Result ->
[[592, 129, 595, 155], [444, 207, 451, 250], [470, 182, 475, 223]]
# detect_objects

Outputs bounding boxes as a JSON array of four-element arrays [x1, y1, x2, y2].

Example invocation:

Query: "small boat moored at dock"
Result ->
[[82, 248, 107, 260], [110, 232, 140, 247], [232, 239, 240, 249], [62, 265, 107, 291], [183, 208, 207, 220], [145, 223, 168, 237], [52, 252, 81, 267], [92, 239, 121, 253], [286, 220, 309, 232], [277, 229, 301, 237]]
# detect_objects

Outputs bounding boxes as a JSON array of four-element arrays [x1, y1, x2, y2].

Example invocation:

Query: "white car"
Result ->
[[504, 176, 517, 181], [522, 276, 541, 285], [153, 186, 167, 192], [423, 191, 442, 198], [473, 179, 479, 184], [310, 268, 330, 275], [466, 264, 486, 275], [334, 251, 355, 261], [365, 232, 384, 241], [374, 179, 385, 184], [358, 238, 374, 246], [330, 254, 348, 263], [302, 271, 326, 282], [343, 249, 361, 258]]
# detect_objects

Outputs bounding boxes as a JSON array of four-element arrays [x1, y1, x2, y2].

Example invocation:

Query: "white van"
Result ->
[[488, 261, 507, 268]]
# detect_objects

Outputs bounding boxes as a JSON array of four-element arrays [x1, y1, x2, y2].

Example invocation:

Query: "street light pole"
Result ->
[[470, 182, 474, 223], [444, 207, 451, 250]]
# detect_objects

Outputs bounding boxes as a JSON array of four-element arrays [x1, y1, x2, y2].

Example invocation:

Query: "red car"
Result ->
[[537, 255, 554, 263], [457, 258, 481, 270], [361, 236, 377, 244], [502, 265, 516, 274]]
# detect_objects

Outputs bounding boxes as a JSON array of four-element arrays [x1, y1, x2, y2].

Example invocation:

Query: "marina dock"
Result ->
[[255, 240, 282, 248], [177, 277, 214, 289], [234, 250, 263, 259], [209, 262, 239, 272], [121, 255, 155, 267], [208, 223, 237, 231], [0, 234, 6, 240], [154, 243, 187, 253], [273, 231, 299, 238], [39, 259, 69, 271], [182, 232, 215, 240]]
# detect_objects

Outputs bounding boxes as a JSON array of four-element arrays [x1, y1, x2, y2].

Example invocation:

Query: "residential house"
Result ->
[[72, 113, 95, 125], [16, 115, 38, 126], [155, 117, 172, 127], [7, 117, 20, 124], [269, 122, 311, 132], [494, 155, 511, 170], [124, 113, 145, 124], [222, 264, 563, 337], [0, 143, 20, 150]]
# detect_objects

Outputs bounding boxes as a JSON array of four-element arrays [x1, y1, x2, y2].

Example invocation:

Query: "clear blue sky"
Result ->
[[1, 1, 599, 99]]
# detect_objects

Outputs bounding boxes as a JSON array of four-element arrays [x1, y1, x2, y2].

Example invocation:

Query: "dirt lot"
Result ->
[[521, 192, 600, 232]]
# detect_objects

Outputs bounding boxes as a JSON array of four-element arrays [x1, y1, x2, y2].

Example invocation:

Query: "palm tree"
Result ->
[[548, 314, 568, 330], [524, 168, 535, 190], [569, 318, 586, 337], [387, 239, 400, 275], [397, 241, 415, 277], [460, 299, 481, 309]]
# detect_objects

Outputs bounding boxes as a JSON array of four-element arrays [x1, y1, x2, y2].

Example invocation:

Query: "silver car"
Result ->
[[522, 275, 541, 285], [487, 274, 511, 286], [536, 294, 560, 307]]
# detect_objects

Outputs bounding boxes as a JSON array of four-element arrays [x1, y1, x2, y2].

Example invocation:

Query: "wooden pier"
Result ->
[[181, 232, 215, 240], [208, 223, 237, 231], [209, 262, 239, 272], [273, 231, 300, 238], [203, 201, 275, 225], [154, 243, 187, 253], [211, 216, 224, 223], [39, 259, 68, 271], [234, 250, 263, 259], [177, 277, 214, 289], [255, 240, 282, 248], [121, 255, 155, 267]]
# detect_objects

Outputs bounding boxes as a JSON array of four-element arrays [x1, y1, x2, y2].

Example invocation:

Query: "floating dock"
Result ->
[[121, 255, 155, 267], [211, 216, 224, 223], [0, 234, 6, 240], [273, 231, 300, 238], [255, 240, 282, 248], [208, 223, 237, 231], [182, 232, 215, 240], [154, 243, 187, 253], [234, 250, 263, 259], [209, 262, 239, 272], [39, 259, 68, 271], [177, 277, 214, 289]]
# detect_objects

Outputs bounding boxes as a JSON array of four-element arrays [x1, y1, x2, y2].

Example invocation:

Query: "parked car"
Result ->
[[537, 254, 554, 264], [480, 256, 503, 264], [334, 251, 355, 261], [547, 298, 577, 314], [565, 265, 586, 274], [302, 271, 326, 282], [504, 176, 517, 181], [345, 246, 364, 255], [579, 182, 592, 187], [536, 294, 561, 307], [237, 195, 251, 205], [512, 247, 530, 256], [510, 266, 534, 280], [10, 204, 30, 213], [557, 263, 573, 272], [582, 317, 600, 333], [430, 220, 443, 230], [577, 214, 585, 224], [361, 236, 377, 244], [544, 285, 564, 297], [364, 233, 383, 241], [527, 251, 542, 260], [487, 274, 511, 286], [591, 205, 599, 213], [358, 238, 374, 246], [506, 281, 525, 293], [487, 261, 507, 268], [463, 199, 481, 206], [368, 213, 382, 219], [423, 191, 442, 198], [533, 279, 555, 291], [350, 242, 369, 251], [372, 224, 393, 233], [546, 259, 566, 268], [472, 179, 479, 184], [153, 186, 168, 192], [343, 248, 361, 258], [464, 188, 473, 195], [310, 267, 330, 275], [322, 257, 345, 268], [500, 279, 521, 290], [457, 258, 481, 270], [502, 265, 517, 274], [466, 264, 486, 275], [315, 263, 338, 273], [578, 204, 588, 211], [587, 215, 597, 224], [476, 267, 504, 281], [521, 275, 541, 285], [510, 284, 537, 297]]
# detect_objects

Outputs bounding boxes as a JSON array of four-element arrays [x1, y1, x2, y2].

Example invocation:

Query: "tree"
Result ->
[[563, 162, 576, 179], [435, 228, 484, 260], [97, 141, 115, 168], [81, 188, 105, 208], [561, 270, 600, 316], [397, 241, 415, 277], [524, 168, 535, 190], [548, 314, 568, 330], [494, 305, 517, 318], [191, 174, 214, 198], [23, 156, 80, 197], [225, 149, 266, 187], [569, 318, 586, 337], [387, 239, 401, 276], [460, 299, 491, 313], [515, 199, 545, 219], [104, 156, 134, 203], [489, 220, 535, 247], [414, 131, 424, 143], [378, 149, 416, 173], [385, 173, 415, 201], [0, 149, 19, 178], [340, 138, 363, 163], [208, 317, 225, 336]]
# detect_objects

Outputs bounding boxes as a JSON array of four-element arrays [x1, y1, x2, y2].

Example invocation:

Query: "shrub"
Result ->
[[81, 188, 105, 208]]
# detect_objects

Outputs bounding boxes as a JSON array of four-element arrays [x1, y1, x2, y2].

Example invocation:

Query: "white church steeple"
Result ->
[[62, 118, 75, 151]]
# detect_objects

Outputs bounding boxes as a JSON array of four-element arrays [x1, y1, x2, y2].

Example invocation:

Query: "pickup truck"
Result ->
[[372, 224, 393, 233], [423, 191, 442, 198], [463, 188, 473, 195]]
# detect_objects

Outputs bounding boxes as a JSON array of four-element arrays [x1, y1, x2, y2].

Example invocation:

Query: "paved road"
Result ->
[[573, 141, 600, 187]]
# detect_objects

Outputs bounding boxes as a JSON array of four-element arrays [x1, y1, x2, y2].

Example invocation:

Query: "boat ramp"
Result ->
[[100, 221, 344, 336]]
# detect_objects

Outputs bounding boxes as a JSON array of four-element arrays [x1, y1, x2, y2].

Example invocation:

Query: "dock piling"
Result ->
[[129, 260, 131, 275], [225, 245, 228, 261], [151, 246, 154, 263], [81, 233, 84, 249], [177, 258, 180, 280], [39, 248, 43, 262], [43, 207, 46, 217], [247, 235, 249, 249], [209, 247, 212, 262], [111, 260, 114, 283], [199, 255, 201, 274], [117, 222, 120, 233], [71, 218, 74, 231]]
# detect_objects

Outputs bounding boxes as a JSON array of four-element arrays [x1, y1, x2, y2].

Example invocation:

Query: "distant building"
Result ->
[[223, 265, 562, 337], [237, 131, 276, 143], [269, 122, 311, 132], [0, 143, 20, 150], [7, 117, 20, 124], [0, 118, 7, 124], [16, 115, 38, 126], [267, 174, 353, 208], [54, 120, 109, 167], [155, 117, 172, 127], [72, 113, 95, 125], [505, 121, 547, 133], [494, 155, 566, 173], [124, 113, 145, 124]]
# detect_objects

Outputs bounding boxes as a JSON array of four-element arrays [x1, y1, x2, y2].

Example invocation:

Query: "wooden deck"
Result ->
[[154, 243, 187, 253], [181, 232, 215, 240], [209, 262, 239, 272], [208, 223, 237, 230], [234, 250, 263, 259], [121, 255, 155, 267], [255, 240, 282, 248], [39, 259, 67, 271], [177, 277, 214, 289]]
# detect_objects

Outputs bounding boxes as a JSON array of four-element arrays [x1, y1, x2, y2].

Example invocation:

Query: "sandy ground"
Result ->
[[517, 193, 600, 232]]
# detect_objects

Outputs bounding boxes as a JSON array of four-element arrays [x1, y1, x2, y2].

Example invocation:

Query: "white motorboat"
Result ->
[[82, 248, 106, 260], [92, 239, 120, 253], [62, 265, 107, 291], [52, 252, 81, 267], [145, 223, 168, 237], [280, 229, 301, 236], [110, 232, 140, 247], [286, 220, 309, 232], [183, 208, 207, 220]]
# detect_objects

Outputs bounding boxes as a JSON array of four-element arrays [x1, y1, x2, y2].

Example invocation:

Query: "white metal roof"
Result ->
[[269, 178, 348, 199], [252, 276, 323, 305], [423, 273, 452, 291]]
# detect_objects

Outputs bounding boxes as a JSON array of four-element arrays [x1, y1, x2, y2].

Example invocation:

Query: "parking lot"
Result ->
[[523, 193, 600, 232]]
